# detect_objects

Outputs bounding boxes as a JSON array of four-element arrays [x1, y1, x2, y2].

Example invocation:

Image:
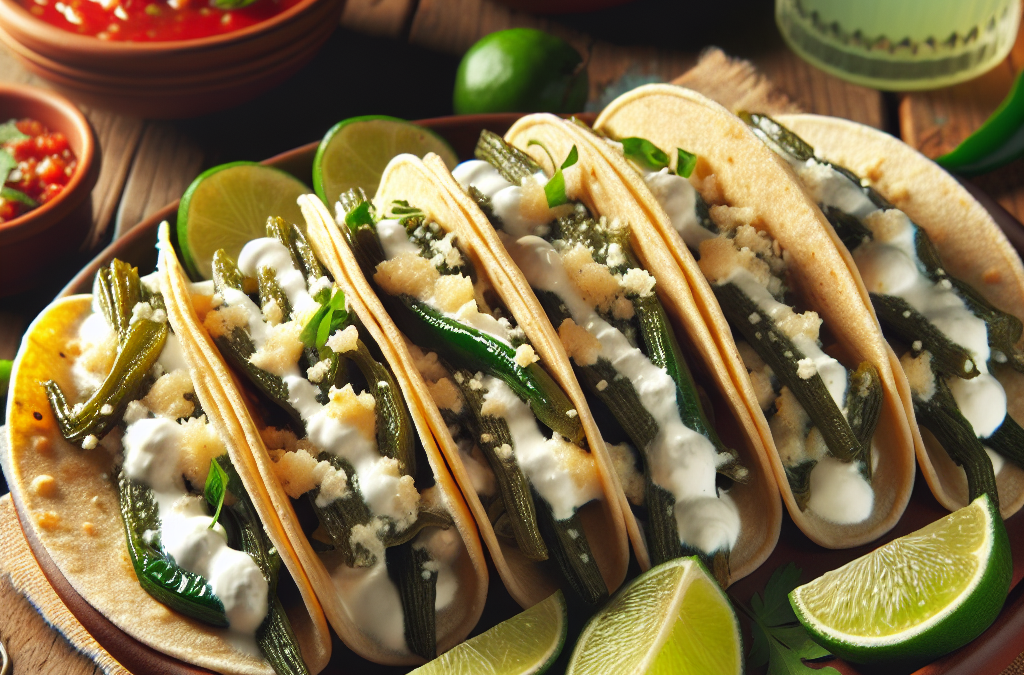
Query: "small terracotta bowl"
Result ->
[[0, 0, 345, 118], [0, 82, 96, 297]]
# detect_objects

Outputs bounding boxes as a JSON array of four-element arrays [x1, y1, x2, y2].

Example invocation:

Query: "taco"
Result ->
[[428, 118, 782, 586], [2, 226, 332, 675], [741, 112, 1024, 518], [189, 206, 488, 664], [299, 157, 630, 609], [590, 84, 917, 548]]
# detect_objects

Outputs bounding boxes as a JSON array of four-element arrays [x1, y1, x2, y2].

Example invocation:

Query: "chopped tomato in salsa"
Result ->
[[0, 119, 77, 223], [18, 0, 301, 42]]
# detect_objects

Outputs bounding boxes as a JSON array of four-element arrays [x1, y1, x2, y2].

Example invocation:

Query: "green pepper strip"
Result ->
[[713, 282, 867, 463], [476, 129, 539, 185], [785, 460, 816, 512], [258, 267, 293, 322], [913, 374, 999, 510], [45, 317, 167, 443], [117, 470, 228, 626], [386, 542, 437, 661], [844, 362, 883, 479], [347, 339, 417, 478], [936, 71, 1024, 176], [307, 453, 374, 566], [983, 414, 1024, 470], [337, 196, 584, 445], [448, 366, 548, 561], [870, 293, 979, 379], [93, 259, 142, 344], [211, 250, 305, 432], [533, 488, 608, 607], [217, 457, 309, 675]]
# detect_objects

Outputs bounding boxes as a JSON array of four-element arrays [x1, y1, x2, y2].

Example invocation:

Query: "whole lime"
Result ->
[[453, 28, 588, 115]]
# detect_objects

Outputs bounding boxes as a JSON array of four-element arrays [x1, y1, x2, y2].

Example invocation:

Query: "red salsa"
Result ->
[[18, 0, 301, 42], [0, 119, 77, 223]]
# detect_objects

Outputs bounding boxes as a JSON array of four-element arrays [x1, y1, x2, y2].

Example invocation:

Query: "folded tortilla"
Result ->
[[776, 113, 1024, 518], [300, 159, 631, 608], [1, 226, 332, 675], [177, 209, 489, 665], [593, 84, 917, 548]]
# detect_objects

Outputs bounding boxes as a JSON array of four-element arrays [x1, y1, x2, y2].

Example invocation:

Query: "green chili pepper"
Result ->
[[936, 71, 1024, 176], [45, 316, 167, 444], [118, 470, 229, 626], [387, 543, 437, 660], [257, 267, 293, 322], [534, 489, 607, 606], [448, 366, 548, 561]]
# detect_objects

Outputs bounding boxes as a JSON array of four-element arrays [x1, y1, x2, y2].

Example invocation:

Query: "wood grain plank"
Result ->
[[114, 121, 205, 238], [340, 0, 417, 38]]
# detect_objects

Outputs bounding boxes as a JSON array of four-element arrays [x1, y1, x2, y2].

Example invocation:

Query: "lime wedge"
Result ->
[[176, 162, 310, 280], [791, 494, 1012, 667], [567, 557, 742, 675], [410, 591, 566, 675], [312, 116, 458, 210]]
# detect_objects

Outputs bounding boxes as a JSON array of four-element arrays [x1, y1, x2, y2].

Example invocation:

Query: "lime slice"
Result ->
[[790, 494, 1012, 667], [410, 591, 567, 675], [177, 162, 309, 280], [567, 557, 742, 675], [312, 116, 458, 210]]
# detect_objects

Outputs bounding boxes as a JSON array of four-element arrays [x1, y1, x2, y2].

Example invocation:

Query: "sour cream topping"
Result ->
[[452, 160, 548, 238], [641, 168, 716, 250], [121, 376, 268, 643], [806, 456, 874, 525], [507, 235, 740, 552]]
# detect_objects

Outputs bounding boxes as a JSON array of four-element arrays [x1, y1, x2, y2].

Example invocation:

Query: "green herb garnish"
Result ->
[[300, 288, 348, 351], [345, 200, 375, 230], [204, 458, 229, 530], [676, 148, 697, 178], [621, 137, 670, 171], [1, 186, 37, 208], [0, 120, 28, 144], [740, 563, 838, 675], [543, 144, 578, 208]]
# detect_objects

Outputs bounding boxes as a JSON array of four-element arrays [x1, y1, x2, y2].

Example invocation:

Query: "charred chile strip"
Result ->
[[713, 282, 863, 462], [985, 415, 1024, 470], [347, 339, 417, 478], [217, 457, 309, 675], [450, 366, 548, 561], [785, 460, 816, 512], [45, 318, 167, 443], [475, 129, 540, 185], [870, 293, 977, 379], [93, 259, 142, 344], [844, 362, 883, 474], [387, 543, 437, 661], [307, 453, 373, 567], [257, 267, 293, 322], [117, 470, 228, 626], [914, 376, 999, 509], [534, 492, 607, 607]]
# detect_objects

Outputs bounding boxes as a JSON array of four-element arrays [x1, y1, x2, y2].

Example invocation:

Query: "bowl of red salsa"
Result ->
[[0, 0, 344, 118], [0, 82, 96, 296]]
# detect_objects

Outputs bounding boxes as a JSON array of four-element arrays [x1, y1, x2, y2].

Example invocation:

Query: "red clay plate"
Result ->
[[22, 113, 1024, 675]]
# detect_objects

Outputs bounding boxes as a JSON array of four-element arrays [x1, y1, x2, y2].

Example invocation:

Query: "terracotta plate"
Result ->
[[13, 113, 1024, 675]]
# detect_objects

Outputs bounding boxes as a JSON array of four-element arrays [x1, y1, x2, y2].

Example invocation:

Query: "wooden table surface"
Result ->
[[0, 0, 1022, 672]]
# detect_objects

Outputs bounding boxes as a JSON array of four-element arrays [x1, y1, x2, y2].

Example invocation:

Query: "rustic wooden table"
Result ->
[[0, 0, 1022, 672]]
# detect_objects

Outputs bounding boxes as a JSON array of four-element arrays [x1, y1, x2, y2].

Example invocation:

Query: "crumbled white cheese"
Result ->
[[619, 267, 656, 298], [326, 325, 359, 354], [307, 359, 332, 383], [82, 434, 98, 450], [514, 344, 540, 368], [796, 358, 817, 379]]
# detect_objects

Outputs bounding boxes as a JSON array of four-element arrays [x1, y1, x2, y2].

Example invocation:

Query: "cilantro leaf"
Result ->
[[345, 200, 375, 230], [204, 458, 229, 529], [0, 149, 17, 185], [621, 137, 670, 171], [1, 186, 37, 208], [301, 288, 348, 351], [741, 563, 839, 675], [543, 144, 579, 208], [0, 120, 27, 144], [676, 148, 697, 178]]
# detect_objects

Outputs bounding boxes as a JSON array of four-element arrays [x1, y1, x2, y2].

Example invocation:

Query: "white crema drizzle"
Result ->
[[456, 159, 740, 553]]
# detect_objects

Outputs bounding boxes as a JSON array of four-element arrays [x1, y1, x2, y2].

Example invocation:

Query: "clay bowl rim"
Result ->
[[0, 0, 330, 56], [0, 81, 94, 243]]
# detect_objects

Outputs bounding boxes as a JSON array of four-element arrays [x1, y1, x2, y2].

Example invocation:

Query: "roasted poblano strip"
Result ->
[[743, 113, 1024, 491], [337, 191, 608, 604], [203, 218, 452, 655], [467, 131, 745, 577]]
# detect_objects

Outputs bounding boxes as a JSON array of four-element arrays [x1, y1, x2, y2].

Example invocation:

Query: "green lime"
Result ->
[[312, 115, 458, 210], [410, 591, 567, 675], [567, 557, 742, 675], [790, 494, 1012, 667], [177, 162, 309, 280], [453, 28, 588, 115]]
